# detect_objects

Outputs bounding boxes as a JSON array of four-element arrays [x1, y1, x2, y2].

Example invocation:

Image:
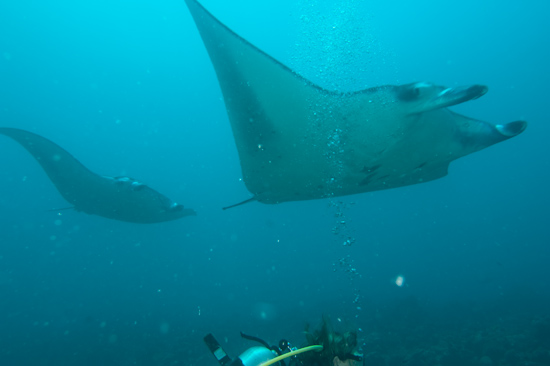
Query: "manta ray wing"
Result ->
[[186, 0, 358, 203]]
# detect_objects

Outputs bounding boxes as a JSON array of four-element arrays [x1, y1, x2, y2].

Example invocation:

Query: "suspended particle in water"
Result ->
[[395, 275, 405, 287]]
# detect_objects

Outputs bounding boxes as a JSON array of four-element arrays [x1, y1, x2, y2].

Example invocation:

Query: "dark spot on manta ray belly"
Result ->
[[359, 172, 378, 186], [359, 164, 383, 186], [361, 164, 381, 174]]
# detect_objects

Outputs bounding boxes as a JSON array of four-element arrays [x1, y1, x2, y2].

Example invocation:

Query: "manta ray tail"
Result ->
[[46, 206, 75, 212], [222, 196, 257, 210]]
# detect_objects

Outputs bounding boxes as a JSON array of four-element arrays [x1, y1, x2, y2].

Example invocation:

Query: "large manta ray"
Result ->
[[185, 0, 526, 206], [0, 128, 196, 223]]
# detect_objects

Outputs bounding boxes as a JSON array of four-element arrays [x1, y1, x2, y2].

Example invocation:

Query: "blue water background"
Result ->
[[0, 0, 549, 365]]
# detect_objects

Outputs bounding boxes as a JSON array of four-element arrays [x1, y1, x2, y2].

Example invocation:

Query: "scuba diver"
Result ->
[[204, 316, 363, 366]]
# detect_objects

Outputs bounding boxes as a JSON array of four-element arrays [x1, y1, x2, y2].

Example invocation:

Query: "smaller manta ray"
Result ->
[[0, 128, 196, 223], [185, 0, 527, 207]]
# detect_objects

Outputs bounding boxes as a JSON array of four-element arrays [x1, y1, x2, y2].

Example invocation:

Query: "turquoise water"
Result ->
[[0, 1, 548, 365]]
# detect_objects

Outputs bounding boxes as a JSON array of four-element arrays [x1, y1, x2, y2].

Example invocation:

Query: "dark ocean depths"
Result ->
[[0, 0, 548, 365]]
